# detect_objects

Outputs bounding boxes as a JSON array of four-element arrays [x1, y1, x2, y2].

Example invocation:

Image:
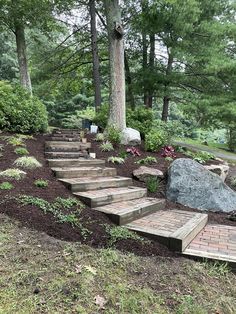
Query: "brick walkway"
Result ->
[[184, 224, 236, 264]]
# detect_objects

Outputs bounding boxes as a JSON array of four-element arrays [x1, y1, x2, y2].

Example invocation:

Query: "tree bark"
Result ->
[[14, 21, 32, 94], [161, 52, 173, 122], [141, 0, 149, 107], [104, 0, 126, 130], [147, 33, 155, 108], [124, 50, 135, 110], [89, 0, 102, 111]]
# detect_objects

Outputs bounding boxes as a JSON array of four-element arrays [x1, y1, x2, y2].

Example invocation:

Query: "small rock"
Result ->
[[133, 166, 164, 182], [121, 128, 141, 146], [204, 163, 229, 182]]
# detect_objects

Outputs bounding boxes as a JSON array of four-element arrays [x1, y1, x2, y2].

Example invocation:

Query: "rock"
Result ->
[[121, 128, 141, 146], [203, 163, 229, 182], [167, 158, 236, 213], [133, 166, 164, 182]]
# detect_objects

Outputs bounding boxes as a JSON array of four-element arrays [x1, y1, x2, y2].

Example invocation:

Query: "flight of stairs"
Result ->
[[46, 129, 209, 253]]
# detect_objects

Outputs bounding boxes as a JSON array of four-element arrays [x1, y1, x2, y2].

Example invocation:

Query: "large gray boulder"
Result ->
[[121, 128, 141, 146], [167, 158, 236, 213]]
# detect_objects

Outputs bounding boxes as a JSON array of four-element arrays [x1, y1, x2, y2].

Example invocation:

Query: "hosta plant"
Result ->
[[136, 156, 157, 165], [161, 146, 176, 158], [107, 156, 125, 164]]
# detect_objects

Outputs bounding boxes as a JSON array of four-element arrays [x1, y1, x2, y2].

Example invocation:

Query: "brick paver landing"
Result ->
[[183, 224, 236, 264]]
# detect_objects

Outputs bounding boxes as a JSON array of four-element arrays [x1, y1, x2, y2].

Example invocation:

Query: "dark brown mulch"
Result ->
[[0, 133, 174, 257], [88, 133, 236, 227]]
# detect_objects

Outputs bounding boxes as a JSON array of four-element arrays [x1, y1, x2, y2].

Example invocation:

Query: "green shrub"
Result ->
[[106, 125, 121, 144], [107, 156, 125, 164], [34, 179, 48, 188], [0, 81, 48, 133], [93, 103, 109, 129], [95, 133, 105, 142], [145, 129, 169, 152], [146, 177, 159, 193], [100, 141, 114, 152], [127, 107, 153, 139], [14, 147, 29, 156], [0, 182, 14, 190], [0, 168, 26, 180], [14, 156, 42, 169], [136, 156, 157, 165]]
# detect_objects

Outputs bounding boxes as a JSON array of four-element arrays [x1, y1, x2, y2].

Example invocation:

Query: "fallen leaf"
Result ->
[[75, 264, 82, 273]]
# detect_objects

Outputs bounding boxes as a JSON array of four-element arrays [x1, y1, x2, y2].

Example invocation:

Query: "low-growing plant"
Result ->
[[0, 144, 4, 151], [14, 147, 29, 156], [145, 129, 169, 152], [230, 176, 236, 187], [0, 168, 26, 180], [0, 182, 14, 190], [146, 177, 159, 193], [34, 179, 48, 188], [161, 145, 176, 158], [126, 147, 141, 157], [107, 156, 125, 164], [106, 125, 121, 144], [165, 156, 174, 162], [100, 141, 114, 152], [136, 156, 157, 165], [14, 156, 42, 169], [118, 150, 128, 159], [95, 133, 105, 142], [105, 225, 143, 246], [185, 150, 216, 164], [6, 136, 25, 146]]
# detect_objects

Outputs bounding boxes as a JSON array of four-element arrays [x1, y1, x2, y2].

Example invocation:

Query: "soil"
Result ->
[[0, 132, 235, 258]]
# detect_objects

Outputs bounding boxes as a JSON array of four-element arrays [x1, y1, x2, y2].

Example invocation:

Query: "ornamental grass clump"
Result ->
[[0, 168, 26, 180], [14, 156, 42, 169], [100, 141, 114, 152]]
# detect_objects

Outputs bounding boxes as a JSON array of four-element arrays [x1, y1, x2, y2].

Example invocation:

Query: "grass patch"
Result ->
[[0, 168, 26, 180], [14, 156, 42, 169]]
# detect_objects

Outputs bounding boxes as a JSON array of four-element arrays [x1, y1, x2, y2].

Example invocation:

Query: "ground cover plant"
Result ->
[[14, 156, 42, 169], [34, 179, 49, 188], [136, 156, 157, 165], [0, 181, 13, 190], [0, 168, 26, 180], [107, 156, 125, 164], [14, 147, 29, 155], [100, 141, 114, 152]]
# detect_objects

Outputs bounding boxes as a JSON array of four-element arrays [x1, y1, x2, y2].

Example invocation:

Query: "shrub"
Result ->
[[0, 168, 26, 180], [14, 147, 29, 156], [107, 156, 125, 164], [145, 129, 169, 152], [95, 133, 105, 142], [106, 125, 121, 144], [136, 156, 157, 165], [127, 107, 153, 139], [34, 179, 48, 188], [100, 141, 114, 152], [126, 147, 141, 157], [0, 182, 14, 190], [0, 81, 48, 133], [14, 156, 42, 169], [146, 177, 159, 193], [93, 103, 109, 129]]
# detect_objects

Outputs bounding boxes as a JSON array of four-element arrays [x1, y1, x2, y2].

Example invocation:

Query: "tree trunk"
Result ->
[[147, 33, 155, 108], [104, 0, 126, 130], [14, 21, 32, 94], [89, 0, 102, 111], [124, 50, 135, 110], [161, 52, 173, 122], [141, 0, 149, 107]]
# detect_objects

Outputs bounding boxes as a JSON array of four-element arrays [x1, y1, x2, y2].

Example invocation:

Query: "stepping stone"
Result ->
[[93, 197, 165, 225], [126, 210, 208, 252], [45, 152, 87, 159], [183, 224, 236, 265], [47, 158, 105, 168], [52, 166, 117, 178], [59, 176, 132, 192], [74, 186, 147, 207]]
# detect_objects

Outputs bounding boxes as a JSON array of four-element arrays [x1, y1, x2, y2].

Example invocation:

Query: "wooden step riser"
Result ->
[[54, 168, 117, 179], [47, 159, 105, 168], [77, 189, 147, 208], [46, 147, 89, 153], [45, 152, 88, 158], [45, 142, 91, 150], [117, 201, 165, 225], [50, 137, 81, 142], [63, 178, 132, 192]]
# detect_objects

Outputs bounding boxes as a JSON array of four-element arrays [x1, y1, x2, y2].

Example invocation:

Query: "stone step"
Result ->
[[59, 176, 132, 192], [52, 166, 117, 178], [126, 210, 208, 252], [45, 141, 91, 150], [92, 197, 165, 225], [45, 152, 88, 159], [47, 158, 105, 168], [74, 186, 147, 208], [50, 137, 81, 142]]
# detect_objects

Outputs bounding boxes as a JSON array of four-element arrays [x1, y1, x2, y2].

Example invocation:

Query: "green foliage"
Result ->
[[118, 150, 128, 159], [165, 157, 174, 162], [127, 107, 153, 138], [6, 136, 25, 146], [93, 103, 109, 129], [185, 150, 216, 164], [14, 156, 42, 169], [100, 141, 114, 152], [95, 133, 105, 142], [0, 182, 14, 190], [0, 81, 48, 133], [106, 125, 121, 144], [14, 147, 29, 156], [230, 177, 236, 187], [146, 177, 159, 193], [136, 156, 157, 165], [107, 156, 125, 164], [0, 168, 26, 180], [34, 179, 48, 188], [105, 225, 143, 246], [145, 129, 169, 152]]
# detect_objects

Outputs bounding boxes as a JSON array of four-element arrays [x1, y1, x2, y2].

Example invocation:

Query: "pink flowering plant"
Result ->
[[126, 147, 141, 157], [161, 145, 176, 158]]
